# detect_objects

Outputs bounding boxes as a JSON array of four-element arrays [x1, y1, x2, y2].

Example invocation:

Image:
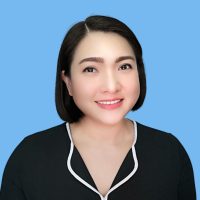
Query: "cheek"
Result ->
[[126, 78, 140, 109], [125, 73, 140, 95], [128, 84, 140, 101], [71, 78, 97, 99]]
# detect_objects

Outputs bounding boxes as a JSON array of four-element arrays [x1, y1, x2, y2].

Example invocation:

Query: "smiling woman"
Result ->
[[61, 31, 140, 126], [0, 15, 196, 200]]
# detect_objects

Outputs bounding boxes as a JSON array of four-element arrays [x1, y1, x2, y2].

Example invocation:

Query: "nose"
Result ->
[[100, 71, 121, 93]]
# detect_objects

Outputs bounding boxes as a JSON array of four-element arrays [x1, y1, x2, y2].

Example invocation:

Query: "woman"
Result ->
[[0, 15, 196, 200]]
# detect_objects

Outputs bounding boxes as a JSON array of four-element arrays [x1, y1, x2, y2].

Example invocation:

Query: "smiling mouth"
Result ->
[[95, 99, 123, 110], [95, 99, 123, 105]]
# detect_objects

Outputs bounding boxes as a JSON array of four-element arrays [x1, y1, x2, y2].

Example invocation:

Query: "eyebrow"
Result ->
[[79, 56, 135, 64]]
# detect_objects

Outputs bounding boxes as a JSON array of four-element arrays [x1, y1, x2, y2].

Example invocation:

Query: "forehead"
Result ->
[[72, 31, 135, 62]]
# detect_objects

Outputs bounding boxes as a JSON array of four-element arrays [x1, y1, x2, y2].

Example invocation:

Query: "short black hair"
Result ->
[[55, 15, 146, 122]]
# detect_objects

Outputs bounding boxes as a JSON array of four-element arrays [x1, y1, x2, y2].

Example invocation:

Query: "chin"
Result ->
[[97, 114, 127, 126]]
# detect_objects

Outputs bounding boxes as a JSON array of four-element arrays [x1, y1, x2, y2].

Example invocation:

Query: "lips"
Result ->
[[96, 99, 123, 105], [95, 98, 123, 110], [95, 98, 123, 103]]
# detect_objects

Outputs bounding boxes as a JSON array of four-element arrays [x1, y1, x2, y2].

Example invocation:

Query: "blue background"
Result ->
[[0, 0, 199, 197]]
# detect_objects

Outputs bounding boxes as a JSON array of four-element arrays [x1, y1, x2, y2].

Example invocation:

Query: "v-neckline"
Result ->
[[66, 119, 138, 199], [72, 145, 134, 190]]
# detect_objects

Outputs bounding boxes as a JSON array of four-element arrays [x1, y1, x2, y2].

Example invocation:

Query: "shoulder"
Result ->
[[136, 121, 183, 148], [4, 123, 70, 169], [14, 123, 69, 153], [1, 123, 70, 192], [135, 121, 191, 167], [21, 122, 69, 148], [135, 121, 196, 197]]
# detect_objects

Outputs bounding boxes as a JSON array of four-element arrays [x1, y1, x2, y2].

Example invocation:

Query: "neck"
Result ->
[[70, 117, 133, 145]]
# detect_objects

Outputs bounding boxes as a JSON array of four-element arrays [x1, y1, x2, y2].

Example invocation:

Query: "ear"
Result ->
[[61, 70, 73, 96]]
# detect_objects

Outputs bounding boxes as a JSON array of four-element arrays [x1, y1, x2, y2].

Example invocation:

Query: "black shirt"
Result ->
[[0, 121, 196, 200]]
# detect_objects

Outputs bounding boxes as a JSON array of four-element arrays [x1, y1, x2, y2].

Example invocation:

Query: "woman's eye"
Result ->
[[119, 64, 132, 70], [83, 67, 97, 73]]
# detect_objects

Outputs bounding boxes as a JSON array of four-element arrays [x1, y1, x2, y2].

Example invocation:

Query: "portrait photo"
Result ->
[[0, 0, 199, 199]]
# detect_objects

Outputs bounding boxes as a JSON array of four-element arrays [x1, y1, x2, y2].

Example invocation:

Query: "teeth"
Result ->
[[97, 99, 121, 105]]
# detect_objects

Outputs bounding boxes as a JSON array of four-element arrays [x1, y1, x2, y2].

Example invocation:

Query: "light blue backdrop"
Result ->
[[0, 0, 199, 197]]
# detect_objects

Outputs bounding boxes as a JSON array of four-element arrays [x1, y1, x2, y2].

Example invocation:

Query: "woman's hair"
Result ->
[[55, 15, 146, 122]]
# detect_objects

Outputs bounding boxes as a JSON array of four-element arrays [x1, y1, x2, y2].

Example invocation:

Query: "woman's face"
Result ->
[[62, 31, 140, 125]]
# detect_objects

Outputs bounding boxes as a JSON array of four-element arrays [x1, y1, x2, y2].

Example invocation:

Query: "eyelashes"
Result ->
[[83, 67, 97, 73], [83, 64, 133, 73], [119, 64, 133, 70]]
